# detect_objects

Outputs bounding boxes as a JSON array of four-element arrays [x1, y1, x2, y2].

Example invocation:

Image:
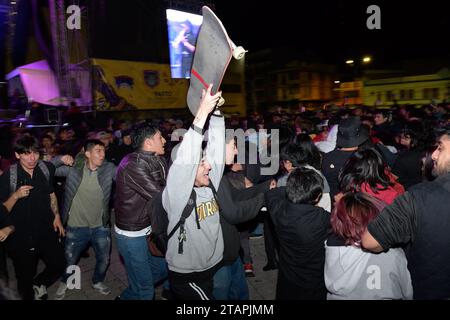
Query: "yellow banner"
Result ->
[[92, 58, 188, 110]]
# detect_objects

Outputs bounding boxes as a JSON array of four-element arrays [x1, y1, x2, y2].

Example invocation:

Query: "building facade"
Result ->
[[363, 68, 450, 107], [246, 49, 336, 113]]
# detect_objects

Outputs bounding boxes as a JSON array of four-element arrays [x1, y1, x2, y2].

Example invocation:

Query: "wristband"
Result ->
[[190, 124, 204, 135]]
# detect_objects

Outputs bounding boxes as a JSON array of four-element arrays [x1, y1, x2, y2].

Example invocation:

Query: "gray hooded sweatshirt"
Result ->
[[163, 116, 225, 274], [324, 241, 413, 300]]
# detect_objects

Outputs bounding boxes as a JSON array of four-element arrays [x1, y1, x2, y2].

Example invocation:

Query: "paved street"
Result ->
[[6, 230, 277, 300]]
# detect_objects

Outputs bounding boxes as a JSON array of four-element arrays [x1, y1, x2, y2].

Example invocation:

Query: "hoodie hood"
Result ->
[[324, 240, 414, 300], [324, 241, 372, 298]]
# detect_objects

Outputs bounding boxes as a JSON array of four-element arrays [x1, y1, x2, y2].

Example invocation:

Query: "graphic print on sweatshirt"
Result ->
[[196, 198, 219, 222]]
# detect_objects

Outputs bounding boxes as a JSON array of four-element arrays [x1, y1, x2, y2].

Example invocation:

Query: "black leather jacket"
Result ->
[[114, 151, 167, 231]]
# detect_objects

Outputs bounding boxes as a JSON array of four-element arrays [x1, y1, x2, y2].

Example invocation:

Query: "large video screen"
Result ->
[[166, 9, 203, 79]]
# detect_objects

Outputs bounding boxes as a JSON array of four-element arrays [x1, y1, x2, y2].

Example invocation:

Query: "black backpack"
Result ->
[[148, 184, 219, 256]]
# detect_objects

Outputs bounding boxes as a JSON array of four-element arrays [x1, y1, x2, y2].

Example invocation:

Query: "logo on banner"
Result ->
[[144, 70, 160, 88], [115, 76, 134, 89]]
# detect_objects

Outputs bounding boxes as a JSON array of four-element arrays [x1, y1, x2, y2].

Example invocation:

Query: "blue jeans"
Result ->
[[62, 226, 111, 284], [213, 257, 249, 300], [114, 232, 168, 300]]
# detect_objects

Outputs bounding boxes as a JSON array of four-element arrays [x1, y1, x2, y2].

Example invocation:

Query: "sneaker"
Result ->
[[92, 282, 111, 295], [33, 284, 48, 300], [244, 263, 255, 277], [54, 282, 67, 300], [262, 262, 278, 272]]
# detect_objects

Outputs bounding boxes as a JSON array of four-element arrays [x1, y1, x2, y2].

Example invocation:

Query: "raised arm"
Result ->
[[205, 112, 225, 190], [51, 155, 74, 177], [361, 191, 417, 252], [217, 178, 265, 225], [265, 186, 287, 218], [163, 85, 222, 227]]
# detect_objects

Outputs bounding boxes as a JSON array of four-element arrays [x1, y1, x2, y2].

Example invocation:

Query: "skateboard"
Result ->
[[187, 6, 247, 115]]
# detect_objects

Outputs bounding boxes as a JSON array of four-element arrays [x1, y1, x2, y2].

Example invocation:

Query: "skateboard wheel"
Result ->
[[232, 46, 247, 60], [218, 97, 225, 107]]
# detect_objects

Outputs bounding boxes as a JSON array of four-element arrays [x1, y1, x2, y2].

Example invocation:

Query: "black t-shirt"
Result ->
[[367, 192, 416, 251], [0, 205, 10, 228], [0, 162, 56, 250], [367, 177, 450, 299], [321, 149, 355, 198]]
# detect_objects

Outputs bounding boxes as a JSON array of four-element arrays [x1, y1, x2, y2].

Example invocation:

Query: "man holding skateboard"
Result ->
[[163, 85, 224, 300]]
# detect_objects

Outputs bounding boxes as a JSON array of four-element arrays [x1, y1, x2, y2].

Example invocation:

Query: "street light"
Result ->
[[362, 56, 372, 63], [346, 60, 354, 65]]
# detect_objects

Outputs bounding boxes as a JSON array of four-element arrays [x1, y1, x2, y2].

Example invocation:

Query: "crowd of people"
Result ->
[[1, 93, 450, 300]]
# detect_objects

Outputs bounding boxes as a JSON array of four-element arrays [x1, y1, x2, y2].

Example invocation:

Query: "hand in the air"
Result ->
[[61, 155, 74, 166], [199, 84, 222, 115]]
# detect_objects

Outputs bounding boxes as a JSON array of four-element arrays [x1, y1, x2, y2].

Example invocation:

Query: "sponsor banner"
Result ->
[[92, 58, 188, 110]]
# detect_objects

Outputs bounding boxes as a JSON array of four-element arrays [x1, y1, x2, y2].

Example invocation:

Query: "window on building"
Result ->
[[289, 86, 299, 94], [433, 88, 440, 99], [255, 79, 265, 87], [255, 90, 265, 99], [400, 90, 406, 100], [300, 72, 308, 83], [289, 71, 299, 81], [423, 88, 430, 99], [377, 92, 382, 101], [344, 90, 359, 98], [270, 75, 277, 84], [386, 91, 393, 101], [408, 89, 415, 99]]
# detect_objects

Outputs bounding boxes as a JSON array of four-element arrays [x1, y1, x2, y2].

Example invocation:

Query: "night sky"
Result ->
[[214, 0, 450, 65], [94, 0, 450, 67]]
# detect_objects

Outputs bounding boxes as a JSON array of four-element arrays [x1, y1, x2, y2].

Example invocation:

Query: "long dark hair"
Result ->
[[401, 120, 436, 152], [294, 133, 322, 170], [338, 148, 392, 193]]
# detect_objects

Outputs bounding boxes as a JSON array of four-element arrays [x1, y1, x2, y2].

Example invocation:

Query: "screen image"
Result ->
[[166, 9, 203, 79]]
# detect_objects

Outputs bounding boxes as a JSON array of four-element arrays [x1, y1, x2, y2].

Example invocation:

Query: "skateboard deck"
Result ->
[[187, 6, 238, 115]]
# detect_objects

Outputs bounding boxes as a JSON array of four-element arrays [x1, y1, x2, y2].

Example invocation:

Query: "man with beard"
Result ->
[[362, 128, 450, 300]]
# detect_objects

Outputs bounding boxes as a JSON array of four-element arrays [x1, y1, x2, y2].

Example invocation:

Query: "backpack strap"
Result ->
[[193, 201, 201, 230], [167, 189, 197, 254], [167, 184, 220, 255], [208, 182, 219, 201], [9, 163, 18, 194], [9, 161, 50, 195], [37, 161, 50, 182], [208, 182, 222, 215]]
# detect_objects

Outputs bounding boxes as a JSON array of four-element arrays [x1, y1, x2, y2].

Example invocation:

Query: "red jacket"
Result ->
[[361, 180, 404, 205]]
